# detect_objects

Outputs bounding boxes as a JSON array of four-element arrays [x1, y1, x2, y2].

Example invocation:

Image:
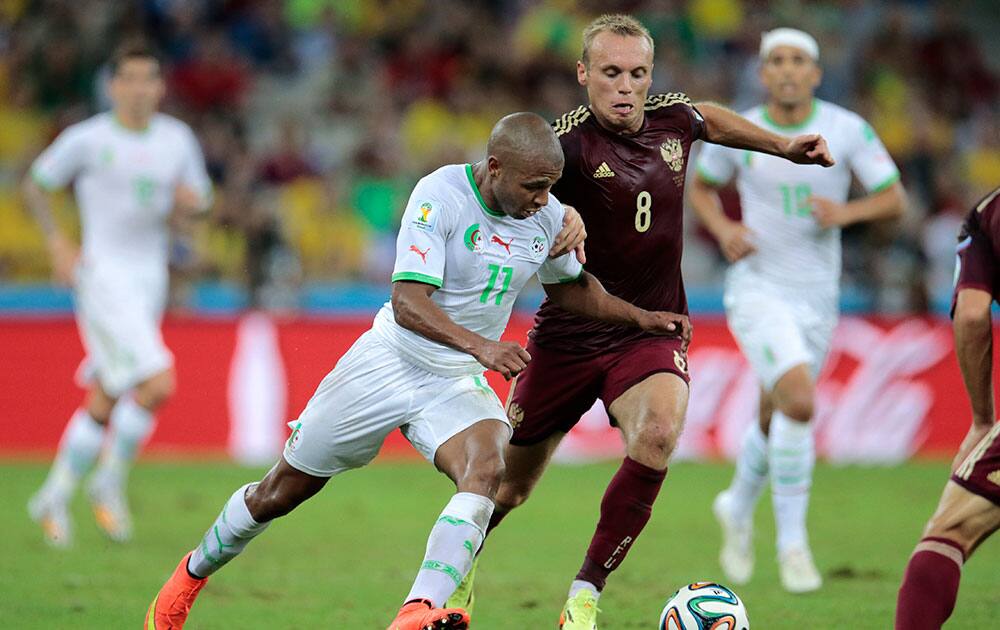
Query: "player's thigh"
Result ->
[[284, 332, 419, 478], [406, 373, 510, 474], [925, 481, 1000, 556], [506, 340, 604, 446], [725, 285, 810, 393]]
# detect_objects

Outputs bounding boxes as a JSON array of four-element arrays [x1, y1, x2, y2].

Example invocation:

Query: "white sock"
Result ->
[[94, 397, 155, 487], [405, 492, 494, 606], [188, 483, 270, 578], [569, 579, 601, 600], [40, 409, 106, 503], [769, 412, 815, 555], [726, 420, 770, 522]]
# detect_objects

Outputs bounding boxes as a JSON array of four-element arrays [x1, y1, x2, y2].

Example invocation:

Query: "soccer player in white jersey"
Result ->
[[145, 113, 691, 630], [689, 28, 907, 593], [24, 44, 212, 547]]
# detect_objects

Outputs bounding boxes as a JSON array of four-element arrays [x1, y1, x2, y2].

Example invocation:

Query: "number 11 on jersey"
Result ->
[[480, 264, 514, 305]]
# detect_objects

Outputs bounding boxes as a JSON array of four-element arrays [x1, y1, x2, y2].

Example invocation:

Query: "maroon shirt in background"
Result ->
[[953, 186, 1000, 312], [530, 93, 705, 353]]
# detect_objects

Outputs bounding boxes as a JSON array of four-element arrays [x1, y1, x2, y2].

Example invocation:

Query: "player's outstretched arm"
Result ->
[[21, 175, 78, 286], [951, 288, 996, 471], [542, 272, 691, 347], [695, 102, 835, 167], [391, 280, 531, 380]]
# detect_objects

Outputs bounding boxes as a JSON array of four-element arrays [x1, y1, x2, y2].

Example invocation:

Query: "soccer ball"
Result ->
[[659, 581, 749, 630]]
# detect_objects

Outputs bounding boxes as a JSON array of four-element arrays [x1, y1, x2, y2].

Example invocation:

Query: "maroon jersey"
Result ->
[[530, 93, 705, 352], [953, 185, 1000, 314]]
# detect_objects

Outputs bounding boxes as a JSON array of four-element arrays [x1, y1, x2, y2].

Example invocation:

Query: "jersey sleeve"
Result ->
[[847, 116, 901, 193], [951, 219, 996, 316], [695, 141, 737, 186], [390, 181, 455, 288], [30, 124, 89, 190], [536, 201, 584, 284], [178, 125, 214, 210]]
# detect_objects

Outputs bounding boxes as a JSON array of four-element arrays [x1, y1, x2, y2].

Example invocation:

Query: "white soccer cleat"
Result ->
[[778, 546, 822, 593], [27, 491, 73, 549], [712, 491, 754, 585], [87, 474, 133, 543]]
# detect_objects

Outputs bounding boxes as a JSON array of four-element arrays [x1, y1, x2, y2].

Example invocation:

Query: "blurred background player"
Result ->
[[144, 113, 689, 630], [689, 28, 906, 592], [895, 185, 1000, 629], [24, 42, 212, 547], [450, 15, 834, 629]]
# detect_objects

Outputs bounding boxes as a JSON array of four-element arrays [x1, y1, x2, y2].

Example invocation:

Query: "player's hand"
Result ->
[[718, 221, 756, 262], [551, 205, 587, 264], [173, 184, 206, 216], [637, 311, 692, 347], [950, 421, 994, 473], [46, 232, 79, 286], [474, 340, 532, 381], [784, 134, 835, 167], [809, 196, 851, 228]]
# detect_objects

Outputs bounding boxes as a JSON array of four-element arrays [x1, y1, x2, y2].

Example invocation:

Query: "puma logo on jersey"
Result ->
[[409, 245, 429, 263], [491, 235, 513, 254], [593, 162, 615, 178]]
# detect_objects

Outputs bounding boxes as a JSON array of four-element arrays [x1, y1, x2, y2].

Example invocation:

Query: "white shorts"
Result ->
[[724, 270, 837, 391], [74, 264, 172, 398], [283, 330, 510, 478]]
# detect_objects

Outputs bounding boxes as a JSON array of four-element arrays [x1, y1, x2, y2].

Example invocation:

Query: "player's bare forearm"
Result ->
[[840, 182, 906, 225], [391, 281, 531, 379], [954, 288, 995, 427], [689, 176, 731, 239], [542, 272, 690, 341], [22, 175, 60, 240], [696, 102, 786, 157]]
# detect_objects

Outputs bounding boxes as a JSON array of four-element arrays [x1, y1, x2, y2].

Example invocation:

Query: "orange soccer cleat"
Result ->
[[144, 552, 208, 630], [386, 599, 470, 630]]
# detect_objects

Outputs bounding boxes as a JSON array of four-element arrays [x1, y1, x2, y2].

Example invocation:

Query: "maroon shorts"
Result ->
[[951, 422, 1000, 506], [506, 336, 690, 446]]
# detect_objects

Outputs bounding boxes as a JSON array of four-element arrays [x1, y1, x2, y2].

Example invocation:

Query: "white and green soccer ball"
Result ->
[[659, 581, 749, 630]]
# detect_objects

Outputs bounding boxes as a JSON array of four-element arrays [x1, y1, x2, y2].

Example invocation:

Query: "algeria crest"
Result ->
[[660, 138, 685, 172]]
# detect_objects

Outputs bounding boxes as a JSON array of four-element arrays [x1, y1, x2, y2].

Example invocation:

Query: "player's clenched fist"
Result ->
[[784, 133, 835, 167], [637, 311, 692, 347], [474, 340, 532, 380]]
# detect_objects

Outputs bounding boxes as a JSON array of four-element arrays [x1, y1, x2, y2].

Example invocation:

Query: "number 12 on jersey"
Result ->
[[480, 264, 514, 305]]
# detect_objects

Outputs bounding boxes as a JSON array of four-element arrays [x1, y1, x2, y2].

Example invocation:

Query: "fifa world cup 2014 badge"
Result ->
[[660, 138, 685, 172], [411, 201, 437, 232]]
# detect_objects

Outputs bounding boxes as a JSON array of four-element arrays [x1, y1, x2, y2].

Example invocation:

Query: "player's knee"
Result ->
[[778, 393, 814, 423], [459, 454, 506, 499], [630, 414, 682, 462], [922, 518, 975, 556], [136, 369, 175, 410]]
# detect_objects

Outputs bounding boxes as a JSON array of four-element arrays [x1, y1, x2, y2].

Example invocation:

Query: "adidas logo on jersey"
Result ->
[[593, 162, 615, 178]]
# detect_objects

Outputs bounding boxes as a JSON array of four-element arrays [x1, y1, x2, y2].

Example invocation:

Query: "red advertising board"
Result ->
[[0, 314, 978, 462]]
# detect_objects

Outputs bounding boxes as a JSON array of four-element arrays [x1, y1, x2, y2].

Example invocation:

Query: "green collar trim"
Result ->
[[762, 99, 818, 131], [465, 164, 505, 218]]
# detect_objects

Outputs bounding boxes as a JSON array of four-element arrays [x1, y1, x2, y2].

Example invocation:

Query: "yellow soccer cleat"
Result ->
[[559, 589, 601, 629], [445, 557, 478, 617]]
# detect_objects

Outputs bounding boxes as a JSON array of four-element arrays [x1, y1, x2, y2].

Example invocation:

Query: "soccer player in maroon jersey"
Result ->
[[446, 14, 834, 628], [895, 185, 1000, 630]]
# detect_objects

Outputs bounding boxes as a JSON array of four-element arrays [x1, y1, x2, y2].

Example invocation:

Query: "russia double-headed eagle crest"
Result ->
[[660, 138, 685, 172]]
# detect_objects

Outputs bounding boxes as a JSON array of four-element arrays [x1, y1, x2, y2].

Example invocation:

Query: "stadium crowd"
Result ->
[[0, 0, 996, 311]]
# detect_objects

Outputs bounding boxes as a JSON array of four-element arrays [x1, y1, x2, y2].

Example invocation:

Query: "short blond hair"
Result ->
[[581, 14, 654, 66]]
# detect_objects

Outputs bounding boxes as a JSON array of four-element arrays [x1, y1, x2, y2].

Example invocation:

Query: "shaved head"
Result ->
[[487, 112, 564, 172]]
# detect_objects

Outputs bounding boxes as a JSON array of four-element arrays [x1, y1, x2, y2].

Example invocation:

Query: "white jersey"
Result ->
[[31, 112, 212, 277], [696, 99, 899, 289], [372, 163, 583, 376]]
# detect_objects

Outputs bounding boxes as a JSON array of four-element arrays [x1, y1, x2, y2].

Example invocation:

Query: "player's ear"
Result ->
[[487, 155, 501, 178], [810, 63, 822, 89], [577, 60, 588, 86]]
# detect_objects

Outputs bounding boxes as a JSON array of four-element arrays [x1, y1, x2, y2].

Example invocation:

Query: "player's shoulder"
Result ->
[[975, 186, 1000, 218], [151, 113, 198, 139], [412, 164, 471, 216], [60, 113, 111, 139], [643, 91, 693, 114], [552, 105, 592, 139], [814, 99, 867, 131]]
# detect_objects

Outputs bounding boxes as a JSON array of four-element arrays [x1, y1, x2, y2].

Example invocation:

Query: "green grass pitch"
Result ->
[[1, 460, 997, 628]]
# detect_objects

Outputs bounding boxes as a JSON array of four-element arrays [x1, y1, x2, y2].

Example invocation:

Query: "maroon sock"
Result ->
[[575, 457, 667, 592], [895, 537, 965, 630]]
